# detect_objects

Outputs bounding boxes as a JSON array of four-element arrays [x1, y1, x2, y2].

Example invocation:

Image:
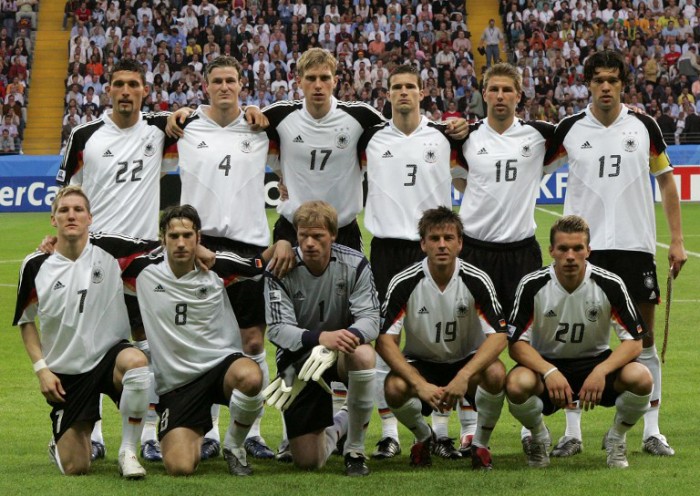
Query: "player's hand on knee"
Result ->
[[38, 369, 66, 403], [267, 240, 296, 278], [263, 366, 307, 411], [165, 107, 193, 138], [319, 330, 361, 354], [416, 382, 444, 412], [38, 235, 57, 254], [578, 371, 605, 411], [543, 370, 573, 408], [299, 345, 338, 382]]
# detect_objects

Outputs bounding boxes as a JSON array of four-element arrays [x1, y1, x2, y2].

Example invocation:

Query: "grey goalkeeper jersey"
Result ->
[[265, 244, 380, 371]]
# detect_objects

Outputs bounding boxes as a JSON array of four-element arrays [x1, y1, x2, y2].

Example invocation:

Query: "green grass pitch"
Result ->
[[1, 204, 698, 496]]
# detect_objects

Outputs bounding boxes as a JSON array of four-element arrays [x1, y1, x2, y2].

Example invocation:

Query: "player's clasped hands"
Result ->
[[414, 381, 445, 413], [440, 373, 471, 412], [543, 369, 574, 408]]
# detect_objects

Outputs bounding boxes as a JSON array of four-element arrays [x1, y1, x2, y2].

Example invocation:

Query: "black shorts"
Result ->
[[460, 235, 542, 318], [156, 353, 244, 440], [537, 349, 619, 416], [588, 250, 659, 305], [273, 216, 363, 252], [370, 237, 424, 303], [284, 366, 341, 440], [407, 356, 477, 416], [201, 235, 267, 328], [48, 341, 132, 442]]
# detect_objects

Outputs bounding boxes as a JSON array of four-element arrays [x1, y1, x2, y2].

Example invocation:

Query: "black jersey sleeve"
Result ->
[[590, 267, 647, 340], [508, 268, 551, 342], [459, 261, 508, 333], [13, 252, 49, 325]]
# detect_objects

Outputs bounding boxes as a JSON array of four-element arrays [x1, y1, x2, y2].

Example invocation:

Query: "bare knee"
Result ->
[[241, 325, 265, 355], [118, 347, 149, 371], [229, 357, 263, 396], [384, 373, 411, 408], [163, 457, 198, 476], [506, 367, 540, 403], [345, 344, 376, 371], [62, 460, 90, 476], [479, 360, 506, 393], [618, 362, 653, 396]]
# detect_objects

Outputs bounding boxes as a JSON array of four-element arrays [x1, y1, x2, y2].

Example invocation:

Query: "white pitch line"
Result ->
[[0, 283, 16, 288], [535, 207, 700, 259], [0, 259, 23, 264]]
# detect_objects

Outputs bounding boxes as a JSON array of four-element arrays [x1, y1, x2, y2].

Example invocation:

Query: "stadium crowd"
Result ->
[[0, 0, 35, 155], [57, 0, 700, 148]]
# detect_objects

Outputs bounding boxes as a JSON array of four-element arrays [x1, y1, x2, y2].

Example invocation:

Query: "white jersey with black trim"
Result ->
[[13, 244, 130, 375], [57, 111, 179, 240], [381, 258, 507, 364], [545, 106, 672, 254], [177, 106, 271, 246], [265, 243, 380, 371], [459, 119, 557, 243], [359, 116, 467, 240], [264, 97, 385, 227], [509, 263, 646, 360], [125, 250, 265, 395]]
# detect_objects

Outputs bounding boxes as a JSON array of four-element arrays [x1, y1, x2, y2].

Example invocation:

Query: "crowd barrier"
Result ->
[[1, 146, 698, 213]]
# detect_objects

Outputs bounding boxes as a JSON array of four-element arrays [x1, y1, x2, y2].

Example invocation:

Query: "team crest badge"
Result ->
[[195, 286, 209, 299], [623, 136, 638, 152], [455, 299, 468, 318], [520, 142, 533, 157], [92, 265, 104, 284], [240, 139, 252, 153], [335, 132, 350, 149], [144, 141, 156, 156], [424, 147, 438, 163], [643, 272, 655, 289], [584, 301, 601, 322], [336, 279, 347, 296]]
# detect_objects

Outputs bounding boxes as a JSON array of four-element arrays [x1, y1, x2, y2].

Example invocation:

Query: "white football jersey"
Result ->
[[126, 250, 265, 395], [381, 258, 507, 364], [14, 244, 130, 375], [264, 97, 385, 227], [509, 263, 646, 359], [178, 106, 272, 246], [58, 111, 179, 240], [459, 119, 558, 243], [546, 106, 671, 254], [359, 117, 466, 240]]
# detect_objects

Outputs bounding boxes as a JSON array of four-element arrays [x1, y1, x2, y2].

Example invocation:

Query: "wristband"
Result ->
[[33, 359, 48, 373], [542, 367, 558, 381]]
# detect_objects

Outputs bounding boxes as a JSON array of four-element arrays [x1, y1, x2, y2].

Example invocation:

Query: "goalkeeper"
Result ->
[[264, 201, 380, 477]]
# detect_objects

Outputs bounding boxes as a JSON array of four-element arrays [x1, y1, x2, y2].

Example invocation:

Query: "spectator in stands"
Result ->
[[683, 103, 700, 142], [15, 0, 36, 30], [0, 127, 14, 153]]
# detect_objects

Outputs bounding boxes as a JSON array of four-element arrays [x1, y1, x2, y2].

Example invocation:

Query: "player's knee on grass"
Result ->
[[505, 367, 541, 403], [162, 431, 201, 476], [57, 427, 91, 475], [290, 432, 327, 470], [226, 357, 263, 397], [384, 373, 412, 408], [616, 362, 653, 396]]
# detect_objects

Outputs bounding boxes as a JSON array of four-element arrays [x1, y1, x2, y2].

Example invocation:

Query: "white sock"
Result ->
[[224, 390, 263, 451], [245, 352, 268, 440], [375, 356, 399, 440], [332, 381, 348, 415], [508, 396, 548, 441], [91, 396, 104, 444], [563, 404, 583, 440], [393, 397, 432, 442], [459, 399, 477, 437], [205, 404, 221, 442], [431, 411, 450, 439], [345, 369, 375, 455], [639, 346, 662, 439], [324, 409, 348, 461], [140, 371, 158, 444], [118, 366, 150, 455], [472, 387, 504, 448], [609, 390, 651, 442]]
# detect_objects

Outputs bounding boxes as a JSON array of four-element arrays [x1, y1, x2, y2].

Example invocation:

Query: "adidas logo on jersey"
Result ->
[[545, 309, 557, 317], [293, 290, 305, 300], [293, 135, 304, 143], [154, 284, 165, 292], [197, 141, 208, 149], [103, 149, 114, 157], [477, 148, 488, 155], [53, 281, 65, 290], [581, 141, 592, 149], [418, 306, 429, 314], [382, 150, 394, 158]]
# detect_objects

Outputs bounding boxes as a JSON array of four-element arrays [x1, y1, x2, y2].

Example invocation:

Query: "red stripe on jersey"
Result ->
[[255, 258, 263, 268], [163, 142, 178, 158], [360, 149, 367, 168], [74, 150, 85, 177], [222, 274, 239, 287], [544, 145, 567, 167], [268, 139, 280, 156], [122, 276, 137, 292], [391, 307, 406, 327], [118, 251, 148, 272]]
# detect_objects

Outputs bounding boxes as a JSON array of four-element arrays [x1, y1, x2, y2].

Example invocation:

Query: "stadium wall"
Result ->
[[1, 147, 699, 213]]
